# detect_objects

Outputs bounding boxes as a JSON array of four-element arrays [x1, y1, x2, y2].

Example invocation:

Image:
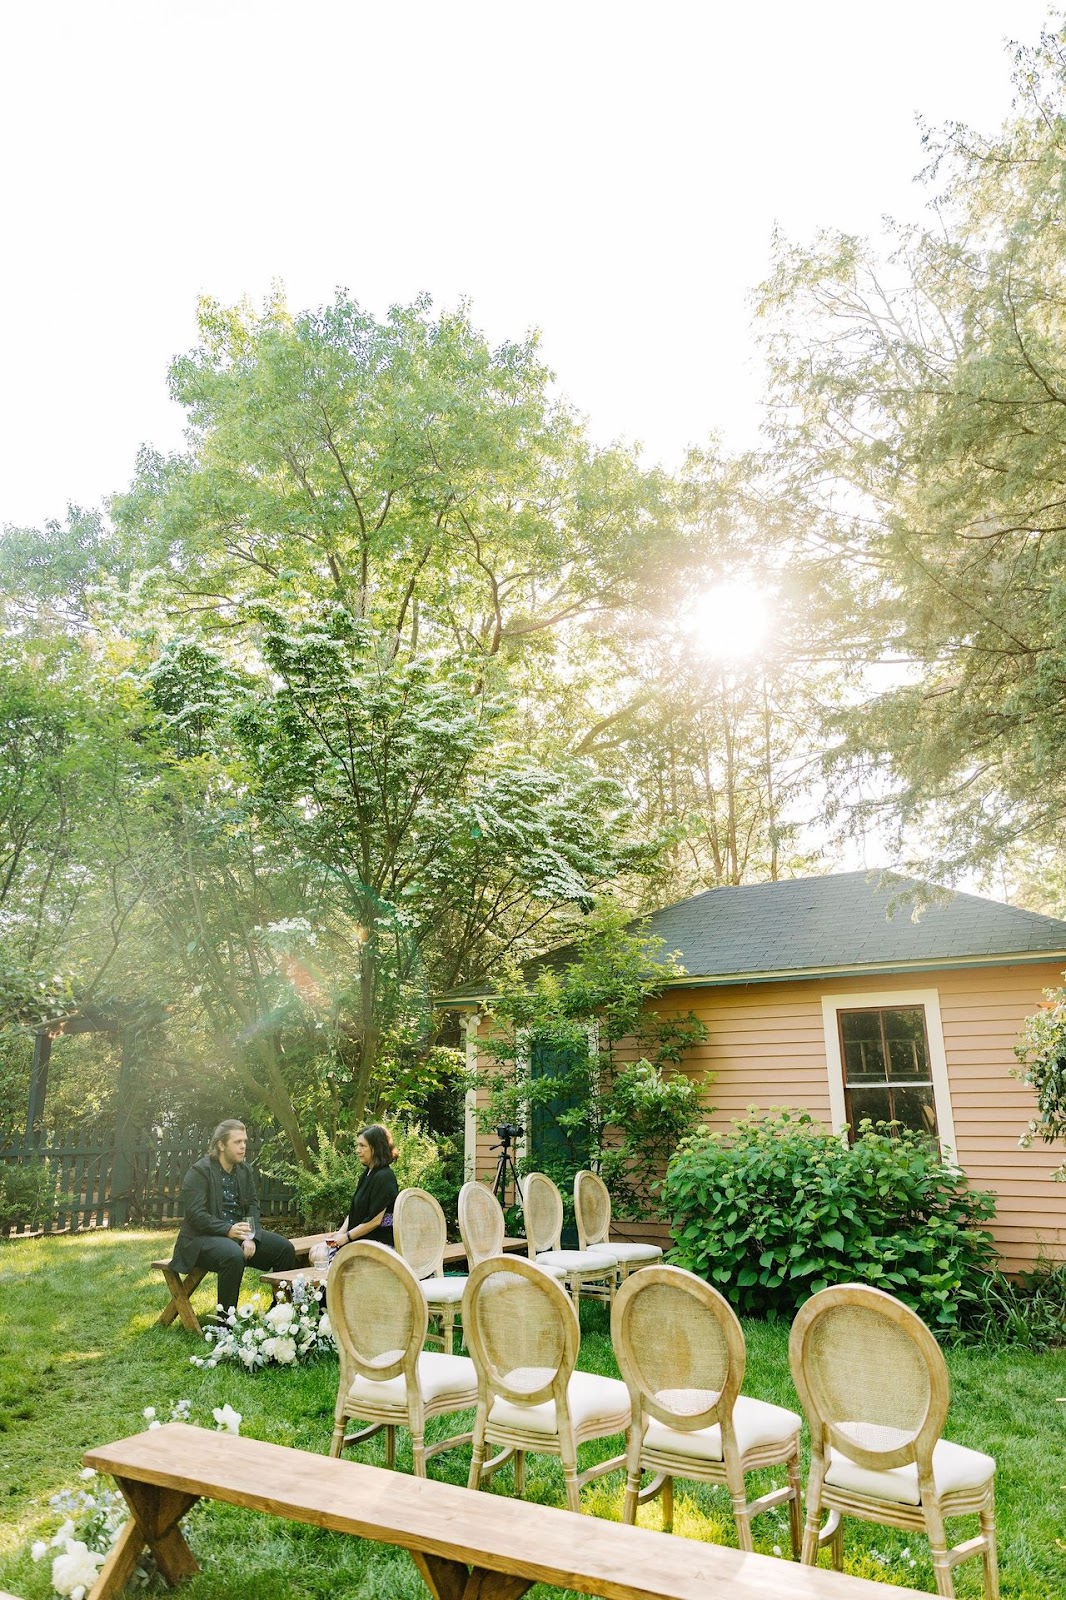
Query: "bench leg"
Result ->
[[411, 1551, 533, 1600], [157, 1267, 208, 1333], [89, 1480, 200, 1600]]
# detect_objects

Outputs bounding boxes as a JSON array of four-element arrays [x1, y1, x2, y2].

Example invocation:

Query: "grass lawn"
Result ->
[[1, 1231, 1064, 1599]]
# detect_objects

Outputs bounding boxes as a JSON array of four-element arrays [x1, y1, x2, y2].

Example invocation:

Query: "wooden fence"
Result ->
[[0, 1126, 298, 1237]]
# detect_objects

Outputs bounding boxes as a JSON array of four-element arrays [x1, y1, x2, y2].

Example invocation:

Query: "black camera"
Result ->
[[496, 1123, 524, 1144]]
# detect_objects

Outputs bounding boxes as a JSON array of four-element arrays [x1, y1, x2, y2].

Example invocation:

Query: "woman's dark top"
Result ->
[[346, 1163, 399, 1247]]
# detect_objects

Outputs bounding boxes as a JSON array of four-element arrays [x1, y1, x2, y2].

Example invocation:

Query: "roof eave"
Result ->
[[440, 947, 1066, 1008]]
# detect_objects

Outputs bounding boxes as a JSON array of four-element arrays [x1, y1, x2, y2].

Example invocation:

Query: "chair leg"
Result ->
[[329, 1418, 346, 1458], [787, 1453, 803, 1559], [562, 1464, 582, 1514], [513, 1450, 526, 1496], [385, 1426, 396, 1470], [441, 1305, 454, 1356], [411, 1430, 426, 1478], [801, 1454, 827, 1566], [830, 1517, 844, 1572], [980, 1495, 1000, 1600], [468, 1409, 487, 1491], [922, 1493, 956, 1599], [661, 1475, 674, 1534]]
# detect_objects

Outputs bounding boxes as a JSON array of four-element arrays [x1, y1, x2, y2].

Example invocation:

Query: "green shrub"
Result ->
[[282, 1121, 456, 1233], [662, 1111, 998, 1331], [0, 1158, 60, 1231]]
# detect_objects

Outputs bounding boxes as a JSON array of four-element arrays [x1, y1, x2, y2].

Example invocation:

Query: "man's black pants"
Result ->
[[189, 1230, 296, 1313]]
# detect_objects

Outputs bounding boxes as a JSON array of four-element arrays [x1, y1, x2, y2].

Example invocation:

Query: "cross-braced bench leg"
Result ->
[[89, 1478, 199, 1600], [155, 1264, 208, 1332], [412, 1552, 533, 1600]]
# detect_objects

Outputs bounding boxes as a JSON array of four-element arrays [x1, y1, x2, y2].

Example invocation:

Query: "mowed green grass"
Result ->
[[1, 1231, 1064, 1599]]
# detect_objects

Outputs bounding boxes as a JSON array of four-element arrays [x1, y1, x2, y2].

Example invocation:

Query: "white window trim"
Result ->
[[820, 988, 957, 1164]]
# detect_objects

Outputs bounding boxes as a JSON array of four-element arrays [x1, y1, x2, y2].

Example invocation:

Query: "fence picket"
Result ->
[[0, 1124, 297, 1236]]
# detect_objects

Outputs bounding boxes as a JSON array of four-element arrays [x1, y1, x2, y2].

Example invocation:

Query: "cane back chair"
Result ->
[[612, 1264, 802, 1553], [393, 1186, 467, 1355], [326, 1240, 477, 1477], [462, 1253, 631, 1513], [524, 1170, 618, 1306], [789, 1284, 998, 1598], [574, 1168, 663, 1279]]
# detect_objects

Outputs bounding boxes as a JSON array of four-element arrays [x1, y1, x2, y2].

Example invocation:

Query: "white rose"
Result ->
[[51, 1519, 76, 1547], [264, 1303, 295, 1333], [212, 1404, 242, 1434], [260, 1337, 277, 1361], [31, 1540, 48, 1561], [318, 1313, 332, 1339], [272, 1335, 298, 1365], [51, 1539, 105, 1597]]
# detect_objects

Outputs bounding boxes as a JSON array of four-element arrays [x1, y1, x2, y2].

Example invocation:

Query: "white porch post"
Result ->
[[463, 1012, 479, 1182]]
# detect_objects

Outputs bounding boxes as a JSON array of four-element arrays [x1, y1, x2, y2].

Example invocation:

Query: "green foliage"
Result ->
[[0, 1159, 60, 1232], [662, 1111, 998, 1330], [276, 1130, 361, 1233], [1014, 986, 1066, 1176], [965, 1258, 1066, 1352], [480, 902, 709, 1221]]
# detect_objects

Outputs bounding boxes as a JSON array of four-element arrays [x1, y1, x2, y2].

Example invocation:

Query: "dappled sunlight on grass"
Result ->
[[3, 1231, 1066, 1597]]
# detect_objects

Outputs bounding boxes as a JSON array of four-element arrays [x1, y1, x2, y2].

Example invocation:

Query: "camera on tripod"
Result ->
[[495, 1123, 524, 1146]]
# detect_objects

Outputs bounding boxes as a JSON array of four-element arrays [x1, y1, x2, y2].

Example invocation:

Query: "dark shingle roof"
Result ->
[[443, 871, 1066, 1001]]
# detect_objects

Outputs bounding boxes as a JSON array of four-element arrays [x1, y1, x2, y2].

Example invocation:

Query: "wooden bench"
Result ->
[[260, 1233, 528, 1300], [151, 1234, 325, 1333], [84, 1422, 925, 1600]]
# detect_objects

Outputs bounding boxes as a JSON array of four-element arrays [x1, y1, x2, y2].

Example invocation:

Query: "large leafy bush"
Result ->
[[662, 1112, 998, 1331]]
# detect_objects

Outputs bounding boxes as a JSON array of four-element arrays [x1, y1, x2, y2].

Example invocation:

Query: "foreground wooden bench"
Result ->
[[84, 1423, 925, 1600], [151, 1233, 324, 1333]]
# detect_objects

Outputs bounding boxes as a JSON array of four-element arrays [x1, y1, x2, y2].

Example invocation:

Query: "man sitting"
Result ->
[[170, 1119, 296, 1320]]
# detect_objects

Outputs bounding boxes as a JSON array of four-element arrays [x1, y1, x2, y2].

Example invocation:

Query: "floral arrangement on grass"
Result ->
[[30, 1400, 241, 1598], [189, 1284, 335, 1371]]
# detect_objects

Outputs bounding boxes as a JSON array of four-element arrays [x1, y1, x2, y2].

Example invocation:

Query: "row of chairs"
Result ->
[[325, 1221, 999, 1598], [394, 1171, 663, 1354]]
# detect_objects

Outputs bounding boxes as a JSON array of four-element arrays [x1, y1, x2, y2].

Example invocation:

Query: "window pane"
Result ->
[[840, 1012, 886, 1083], [891, 1085, 938, 1137], [846, 1087, 893, 1129], [884, 1009, 930, 1082]]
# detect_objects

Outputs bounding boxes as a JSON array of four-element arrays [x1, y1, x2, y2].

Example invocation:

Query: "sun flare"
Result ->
[[682, 581, 772, 661]]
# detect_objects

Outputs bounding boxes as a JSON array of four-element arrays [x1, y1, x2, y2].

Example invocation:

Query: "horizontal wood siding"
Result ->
[[466, 960, 1066, 1268]]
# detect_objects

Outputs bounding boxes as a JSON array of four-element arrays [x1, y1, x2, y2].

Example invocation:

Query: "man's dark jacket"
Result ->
[[170, 1154, 261, 1272]]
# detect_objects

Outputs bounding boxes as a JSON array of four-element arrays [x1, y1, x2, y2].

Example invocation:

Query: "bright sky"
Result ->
[[0, 0, 1055, 529]]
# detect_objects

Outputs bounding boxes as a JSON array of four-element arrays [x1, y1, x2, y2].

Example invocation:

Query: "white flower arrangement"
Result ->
[[189, 1285, 335, 1371], [28, 1399, 241, 1597]]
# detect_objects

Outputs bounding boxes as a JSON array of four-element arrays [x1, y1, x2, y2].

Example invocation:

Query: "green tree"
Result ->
[[756, 23, 1066, 881]]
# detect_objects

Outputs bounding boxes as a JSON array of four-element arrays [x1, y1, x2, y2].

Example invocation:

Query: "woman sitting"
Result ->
[[328, 1123, 399, 1249]]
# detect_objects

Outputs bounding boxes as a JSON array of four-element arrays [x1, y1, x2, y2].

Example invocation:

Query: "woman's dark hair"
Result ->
[[360, 1123, 397, 1168], [208, 1119, 246, 1158]]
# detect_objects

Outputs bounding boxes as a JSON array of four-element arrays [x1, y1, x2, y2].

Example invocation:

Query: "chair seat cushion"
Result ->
[[643, 1395, 801, 1463], [826, 1436, 996, 1507], [488, 1370, 631, 1437], [420, 1276, 467, 1305], [346, 1350, 478, 1410], [586, 1242, 662, 1265], [535, 1249, 617, 1273]]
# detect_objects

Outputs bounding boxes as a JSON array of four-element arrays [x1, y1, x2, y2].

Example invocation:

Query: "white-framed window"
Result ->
[[820, 988, 957, 1161]]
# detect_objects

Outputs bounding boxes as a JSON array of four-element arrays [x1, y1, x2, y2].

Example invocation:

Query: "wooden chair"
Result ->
[[612, 1264, 802, 1553], [523, 1171, 619, 1306], [789, 1283, 998, 1598], [326, 1240, 478, 1477], [393, 1187, 467, 1355], [574, 1168, 664, 1280], [462, 1253, 631, 1513], [458, 1180, 568, 1283]]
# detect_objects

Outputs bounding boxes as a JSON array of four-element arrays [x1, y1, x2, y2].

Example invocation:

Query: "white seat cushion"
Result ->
[[535, 1249, 617, 1272], [586, 1242, 662, 1264], [488, 1370, 631, 1437], [346, 1350, 477, 1410], [643, 1394, 801, 1462], [826, 1436, 996, 1507], [420, 1276, 467, 1304]]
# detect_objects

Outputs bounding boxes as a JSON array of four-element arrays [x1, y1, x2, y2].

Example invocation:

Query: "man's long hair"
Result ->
[[208, 1119, 246, 1159]]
